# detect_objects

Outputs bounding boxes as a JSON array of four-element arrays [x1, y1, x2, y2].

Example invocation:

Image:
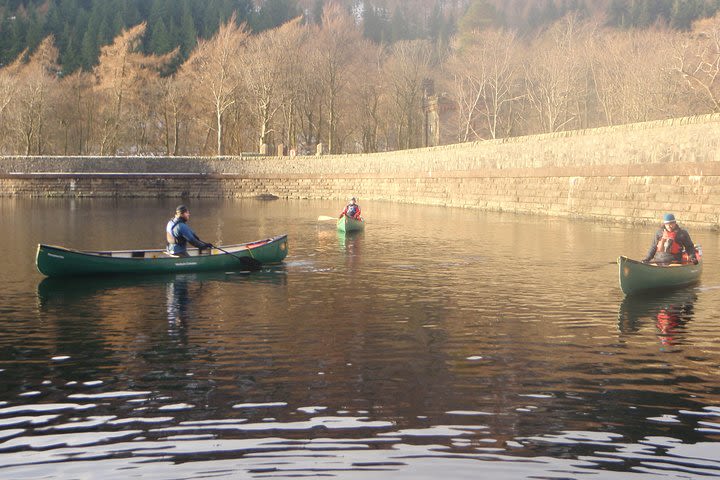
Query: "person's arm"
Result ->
[[339, 206, 348, 219], [679, 229, 697, 262], [179, 224, 211, 249], [643, 230, 660, 262], [354, 206, 362, 219]]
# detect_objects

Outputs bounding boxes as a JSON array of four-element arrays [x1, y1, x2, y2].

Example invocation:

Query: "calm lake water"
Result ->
[[1, 197, 720, 479]]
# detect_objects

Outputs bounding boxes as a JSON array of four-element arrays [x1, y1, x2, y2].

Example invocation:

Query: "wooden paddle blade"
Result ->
[[317, 215, 336, 221]]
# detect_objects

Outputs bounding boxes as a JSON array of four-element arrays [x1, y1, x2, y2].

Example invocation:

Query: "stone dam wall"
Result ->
[[2, 114, 720, 228]]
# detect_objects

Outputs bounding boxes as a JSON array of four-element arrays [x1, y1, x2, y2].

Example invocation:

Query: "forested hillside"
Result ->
[[1, 1, 720, 157], [0, 0, 300, 72], [2, 0, 720, 72]]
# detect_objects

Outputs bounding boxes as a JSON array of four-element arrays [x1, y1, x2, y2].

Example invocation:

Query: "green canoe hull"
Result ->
[[36, 234, 288, 277], [618, 255, 702, 295], [337, 216, 365, 232]]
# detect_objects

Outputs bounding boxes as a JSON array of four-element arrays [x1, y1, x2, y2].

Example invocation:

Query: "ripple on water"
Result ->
[[232, 402, 288, 409], [3, 200, 720, 478], [0, 403, 97, 415]]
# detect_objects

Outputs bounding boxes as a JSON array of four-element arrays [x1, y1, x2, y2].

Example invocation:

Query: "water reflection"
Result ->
[[339, 230, 363, 268], [3, 198, 720, 479], [617, 289, 697, 347], [37, 270, 286, 307], [166, 275, 192, 328]]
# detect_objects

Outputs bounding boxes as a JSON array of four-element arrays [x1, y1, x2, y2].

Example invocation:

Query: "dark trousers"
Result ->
[[651, 252, 682, 264]]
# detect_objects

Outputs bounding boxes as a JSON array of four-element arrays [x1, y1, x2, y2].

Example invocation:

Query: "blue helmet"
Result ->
[[663, 213, 676, 224]]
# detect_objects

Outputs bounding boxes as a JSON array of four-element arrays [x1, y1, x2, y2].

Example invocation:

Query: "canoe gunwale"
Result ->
[[36, 234, 288, 277], [39, 235, 284, 258], [618, 255, 702, 296]]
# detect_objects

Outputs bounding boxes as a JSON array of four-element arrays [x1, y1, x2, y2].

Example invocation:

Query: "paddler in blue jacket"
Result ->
[[166, 205, 212, 257]]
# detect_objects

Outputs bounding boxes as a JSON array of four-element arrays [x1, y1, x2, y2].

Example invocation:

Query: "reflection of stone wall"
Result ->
[[2, 114, 720, 228]]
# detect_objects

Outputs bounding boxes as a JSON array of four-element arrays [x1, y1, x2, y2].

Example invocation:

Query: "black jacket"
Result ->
[[643, 226, 696, 262]]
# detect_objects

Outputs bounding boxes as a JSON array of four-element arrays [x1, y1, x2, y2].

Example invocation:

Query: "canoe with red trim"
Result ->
[[36, 234, 288, 277]]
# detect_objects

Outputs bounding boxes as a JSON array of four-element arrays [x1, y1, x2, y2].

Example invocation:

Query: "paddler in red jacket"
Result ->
[[339, 197, 362, 220], [642, 213, 698, 265]]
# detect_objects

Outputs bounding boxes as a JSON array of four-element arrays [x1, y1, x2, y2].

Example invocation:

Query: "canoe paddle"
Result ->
[[209, 244, 262, 271], [318, 215, 336, 221]]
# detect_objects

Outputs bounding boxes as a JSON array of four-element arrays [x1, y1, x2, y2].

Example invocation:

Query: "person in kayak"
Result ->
[[642, 213, 698, 265], [339, 197, 362, 220], [166, 205, 212, 257]]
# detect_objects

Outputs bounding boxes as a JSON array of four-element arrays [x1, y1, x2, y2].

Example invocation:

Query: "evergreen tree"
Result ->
[[150, 18, 172, 54], [311, 0, 324, 25], [178, 1, 197, 58], [61, 23, 80, 73], [671, 0, 705, 29], [389, 6, 410, 42], [251, 0, 300, 32], [427, 2, 443, 42], [631, 0, 653, 27], [540, 0, 559, 24], [44, 1, 64, 40], [457, 0, 499, 35], [441, 11, 456, 45], [608, 0, 630, 27], [24, 7, 44, 50], [80, 20, 98, 69], [6, 15, 27, 61], [363, 3, 387, 43], [120, 0, 142, 29]]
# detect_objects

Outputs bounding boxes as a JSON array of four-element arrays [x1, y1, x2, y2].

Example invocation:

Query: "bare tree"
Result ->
[[242, 17, 306, 153], [523, 15, 589, 133], [13, 37, 60, 155], [352, 42, 387, 153], [0, 51, 25, 154], [384, 39, 434, 149], [446, 29, 522, 141], [671, 15, 720, 112], [296, 24, 325, 153], [94, 23, 177, 155], [312, 3, 363, 153], [153, 75, 192, 155], [182, 15, 247, 156], [55, 71, 95, 155], [278, 20, 310, 152]]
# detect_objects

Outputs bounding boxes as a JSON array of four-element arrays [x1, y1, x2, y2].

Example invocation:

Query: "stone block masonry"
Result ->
[[2, 114, 720, 229]]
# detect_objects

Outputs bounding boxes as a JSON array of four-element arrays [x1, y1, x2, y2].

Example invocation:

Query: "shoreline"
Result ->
[[2, 113, 719, 229]]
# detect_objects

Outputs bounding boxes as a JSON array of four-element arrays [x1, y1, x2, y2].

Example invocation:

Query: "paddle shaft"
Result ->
[[210, 244, 261, 270]]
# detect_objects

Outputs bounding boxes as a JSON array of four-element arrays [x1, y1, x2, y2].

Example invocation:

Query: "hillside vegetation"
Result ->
[[0, 1, 719, 156]]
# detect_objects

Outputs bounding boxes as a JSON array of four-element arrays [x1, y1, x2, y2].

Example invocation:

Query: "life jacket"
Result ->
[[657, 229, 681, 255], [166, 218, 182, 246], [346, 204, 359, 218]]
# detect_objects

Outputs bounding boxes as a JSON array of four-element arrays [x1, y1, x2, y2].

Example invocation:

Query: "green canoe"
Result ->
[[36, 234, 288, 277], [337, 216, 365, 232], [618, 255, 702, 296]]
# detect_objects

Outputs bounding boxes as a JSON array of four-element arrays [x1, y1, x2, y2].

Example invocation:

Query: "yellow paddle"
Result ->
[[318, 215, 337, 221]]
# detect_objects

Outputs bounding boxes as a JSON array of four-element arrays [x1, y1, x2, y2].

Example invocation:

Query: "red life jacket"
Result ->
[[657, 229, 681, 255]]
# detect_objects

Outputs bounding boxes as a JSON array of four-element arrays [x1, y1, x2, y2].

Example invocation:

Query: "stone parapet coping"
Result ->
[[4, 161, 720, 179]]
